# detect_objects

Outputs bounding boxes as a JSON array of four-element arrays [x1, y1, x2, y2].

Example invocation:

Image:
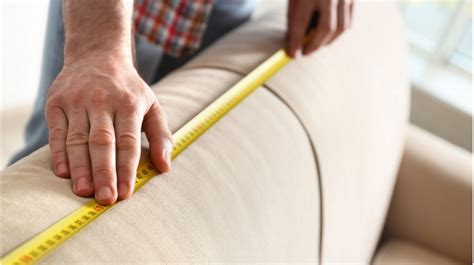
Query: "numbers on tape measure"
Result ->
[[1, 49, 290, 265], [81, 215, 90, 221]]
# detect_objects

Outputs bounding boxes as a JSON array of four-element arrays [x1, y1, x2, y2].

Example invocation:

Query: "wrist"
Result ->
[[64, 38, 133, 67], [62, 53, 136, 77]]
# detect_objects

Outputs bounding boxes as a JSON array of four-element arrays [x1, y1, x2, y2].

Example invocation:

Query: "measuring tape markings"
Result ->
[[1, 49, 291, 265]]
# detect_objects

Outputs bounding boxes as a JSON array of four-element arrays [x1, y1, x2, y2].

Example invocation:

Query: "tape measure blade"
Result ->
[[171, 49, 290, 159], [1, 200, 111, 265], [1, 48, 290, 265]]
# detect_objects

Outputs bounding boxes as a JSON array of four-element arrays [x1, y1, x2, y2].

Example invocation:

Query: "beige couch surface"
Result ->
[[184, 2, 409, 262], [373, 239, 463, 265], [380, 125, 472, 264], [2, 2, 409, 264]]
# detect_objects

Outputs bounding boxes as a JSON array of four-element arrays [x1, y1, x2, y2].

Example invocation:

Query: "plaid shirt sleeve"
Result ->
[[133, 0, 214, 57]]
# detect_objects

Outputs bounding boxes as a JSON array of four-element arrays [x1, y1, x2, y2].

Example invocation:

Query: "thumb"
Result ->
[[143, 100, 173, 173]]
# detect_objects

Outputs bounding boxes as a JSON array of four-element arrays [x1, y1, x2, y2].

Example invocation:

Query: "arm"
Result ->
[[62, 0, 134, 65], [45, 0, 173, 205]]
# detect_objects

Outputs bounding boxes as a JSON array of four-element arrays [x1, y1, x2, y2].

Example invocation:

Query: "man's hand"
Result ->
[[286, 0, 354, 57], [46, 60, 172, 205], [46, 0, 172, 205]]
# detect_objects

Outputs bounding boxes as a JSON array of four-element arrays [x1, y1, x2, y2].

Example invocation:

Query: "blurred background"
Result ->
[[399, 0, 472, 153], [1, 0, 472, 167]]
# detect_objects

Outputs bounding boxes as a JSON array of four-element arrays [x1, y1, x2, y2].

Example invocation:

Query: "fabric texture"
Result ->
[[2, 69, 320, 263], [383, 125, 472, 263], [180, 2, 410, 263], [373, 239, 463, 264], [133, 0, 213, 57], [2, 1, 410, 264]]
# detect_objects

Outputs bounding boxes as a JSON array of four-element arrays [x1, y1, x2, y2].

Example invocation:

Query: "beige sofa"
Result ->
[[374, 125, 471, 264], [1, 2, 471, 264]]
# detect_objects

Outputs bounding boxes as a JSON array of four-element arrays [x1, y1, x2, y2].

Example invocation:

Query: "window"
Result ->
[[399, 0, 472, 114]]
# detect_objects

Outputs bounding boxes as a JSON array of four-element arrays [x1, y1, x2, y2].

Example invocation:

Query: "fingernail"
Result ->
[[118, 182, 130, 198], [97, 186, 113, 201], [57, 163, 68, 175], [75, 177, 91, 193], [163, 142, 173, 167], [163, 149, 171, 168]]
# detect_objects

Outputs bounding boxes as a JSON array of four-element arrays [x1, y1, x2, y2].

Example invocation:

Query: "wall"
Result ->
[[410, 86, 472, 152], [1, 0, 49, 167]]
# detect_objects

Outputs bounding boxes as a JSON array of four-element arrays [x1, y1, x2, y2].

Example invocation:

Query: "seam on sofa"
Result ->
[[262, 83, 325, 265], [167, 65, 325, 263]]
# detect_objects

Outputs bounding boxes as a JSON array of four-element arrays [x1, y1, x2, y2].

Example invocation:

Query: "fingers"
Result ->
[[66, 109, 94, 197], [143, 101, 173, 173], [46, 106, 69, 178], [328, 0, 352, 44], [303, 0, 338, 55], [286, 0, 314, 57], [350, 0, 354, 21], [88, 111, 118, 205], [114, 108, 143, 200]]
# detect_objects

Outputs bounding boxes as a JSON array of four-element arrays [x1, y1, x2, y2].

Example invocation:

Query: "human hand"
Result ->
[[45, 57, 173, 205], [286, 0, 354, 57]]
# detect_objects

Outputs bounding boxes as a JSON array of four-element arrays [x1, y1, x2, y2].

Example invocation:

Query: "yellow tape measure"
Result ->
[[1, 49, 291, 265]]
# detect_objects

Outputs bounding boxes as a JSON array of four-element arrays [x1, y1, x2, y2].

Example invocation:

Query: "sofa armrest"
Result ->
[[384, 124, 472, 263]]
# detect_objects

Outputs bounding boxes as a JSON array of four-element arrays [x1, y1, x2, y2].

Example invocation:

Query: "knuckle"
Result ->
[[66, 131, 89, 146], [71, 164, 90, 176], [46, 97, 63, 111], [49, 127, 67, 142], [89, 128, 115, 146], [69, 91, 85, 109], [51, 149, 66, 162], [117, 132, 139, 150], [93, 168, 115, 181], [116, 164, 134, 176], [121, 104, 140, 117], [90, 89, 110, 107], [162, 132, 174, 149], [44, 104, 63, 120], [162, 131, 173, 142], [119, 92, 138, 107], [148, 130, 173, 147]]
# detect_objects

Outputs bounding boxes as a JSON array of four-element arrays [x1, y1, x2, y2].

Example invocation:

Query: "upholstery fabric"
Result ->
[[182, 2, 409, 263], [1, 69, 319, 263], [1, 1, 409, 264], [384, 125, 472, 263], [373, 239, 463, 265]]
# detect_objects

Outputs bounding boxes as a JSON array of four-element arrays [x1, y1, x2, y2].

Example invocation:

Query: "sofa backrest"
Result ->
[[1, 2, 408, 263], [181, 1, 410, 263]]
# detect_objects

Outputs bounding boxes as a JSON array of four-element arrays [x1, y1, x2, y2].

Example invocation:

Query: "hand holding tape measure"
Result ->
[[1, 44, 292, 265], [1, 10, 353, 264]]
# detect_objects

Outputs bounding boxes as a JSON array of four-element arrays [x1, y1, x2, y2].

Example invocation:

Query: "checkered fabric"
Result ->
[[133, 0, 214, 57]]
